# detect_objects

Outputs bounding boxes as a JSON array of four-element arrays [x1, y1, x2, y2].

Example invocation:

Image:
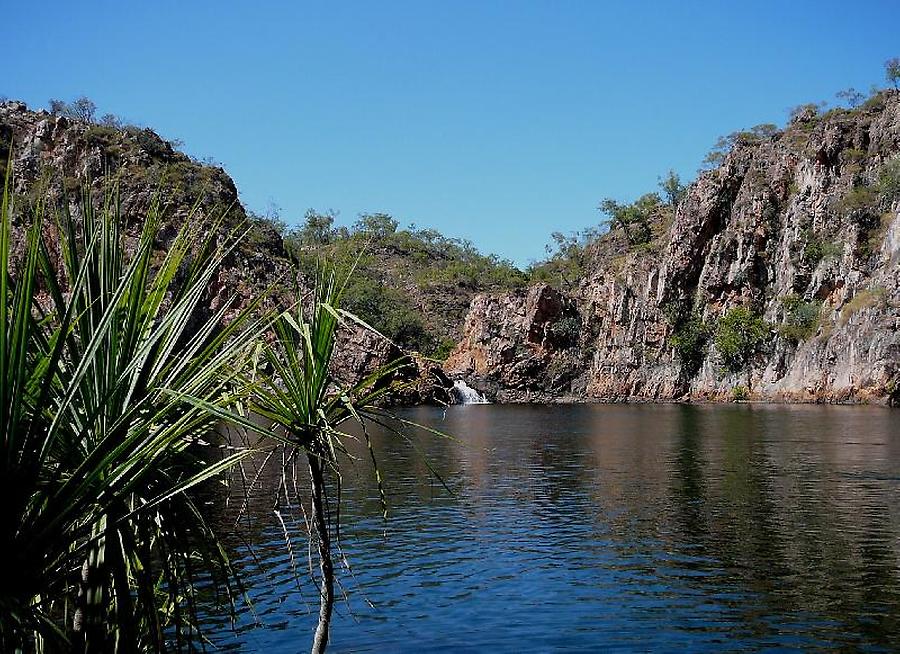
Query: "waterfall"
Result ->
[[451, 380, 489, 405]]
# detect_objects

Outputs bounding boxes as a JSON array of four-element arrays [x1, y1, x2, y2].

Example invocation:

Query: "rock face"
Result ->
[[447, 94, 900, 404], [0, 101, 422, 395], [445, 284, 587, 401], [1, 101, 292, 320]]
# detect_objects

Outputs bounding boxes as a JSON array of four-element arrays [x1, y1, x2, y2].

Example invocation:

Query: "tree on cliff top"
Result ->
[[598, 192, 660, 246], [48, 95, 97, 122], [658, 170, 686, 208], [886, 57, 900, 90]]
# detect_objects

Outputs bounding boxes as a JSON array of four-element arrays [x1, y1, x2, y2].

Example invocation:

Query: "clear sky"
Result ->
[[7, 1, 900, 266]]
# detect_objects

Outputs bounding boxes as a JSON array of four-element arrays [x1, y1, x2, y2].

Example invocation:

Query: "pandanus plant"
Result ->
[[0, 175, 264, 652], [251, 269, 418, 654], [1, 169, 437, 653]]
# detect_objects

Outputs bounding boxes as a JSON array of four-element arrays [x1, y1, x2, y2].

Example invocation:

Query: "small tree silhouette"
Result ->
[[886, 58, 900, 90]]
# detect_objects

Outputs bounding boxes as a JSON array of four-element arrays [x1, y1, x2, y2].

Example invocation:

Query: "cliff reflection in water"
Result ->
[[202, 404, 900, 652]]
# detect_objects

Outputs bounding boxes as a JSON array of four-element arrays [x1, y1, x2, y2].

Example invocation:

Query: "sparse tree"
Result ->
[[297, 209, 338, 245], [48, 99, 67, 115], [749, 123, 779, 139], [68, 96, 97, 122], [546, 231, 579, 259], [886, 57, 900, 90], [354, 212, 398, 238], [98, 113, 121, 128], [598, 198, 630, 235], [265, 200, 282, 221], [788, 102, 823, 123], [535, 226, 598, 288], [658, 170, 686, 208], [48, 96, 99, 122], [598, 193, 659, 246], [836, 87, 864, 108]]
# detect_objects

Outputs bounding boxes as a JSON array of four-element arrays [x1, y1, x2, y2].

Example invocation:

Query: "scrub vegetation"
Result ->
[[714, 307, 770, 372], [278, 210, 527, 356]]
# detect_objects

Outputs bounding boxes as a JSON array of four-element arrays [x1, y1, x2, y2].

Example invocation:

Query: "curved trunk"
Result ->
[[307, 452, 334, 654]]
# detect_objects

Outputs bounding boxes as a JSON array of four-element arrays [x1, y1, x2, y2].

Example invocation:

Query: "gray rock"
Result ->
[[448, 94, 900, 404]]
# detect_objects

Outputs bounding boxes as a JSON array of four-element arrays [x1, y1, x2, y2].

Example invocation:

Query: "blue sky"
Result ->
[[8, 1, 900, 266]]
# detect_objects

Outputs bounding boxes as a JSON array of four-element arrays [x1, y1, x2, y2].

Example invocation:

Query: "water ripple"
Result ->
[[199, 404, 900, 652]]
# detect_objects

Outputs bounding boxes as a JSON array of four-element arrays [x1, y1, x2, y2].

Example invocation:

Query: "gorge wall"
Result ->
[[0, 100, 427, 396], [446, 94, 900, 404], [5, 94, 899, 407]]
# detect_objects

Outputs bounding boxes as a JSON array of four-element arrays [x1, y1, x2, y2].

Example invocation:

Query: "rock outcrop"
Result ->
[[0, 100, 428, 397], [447, 94, 900, 404]]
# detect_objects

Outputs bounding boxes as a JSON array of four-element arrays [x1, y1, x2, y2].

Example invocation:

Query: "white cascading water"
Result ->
[[451, 380, 489, 405]]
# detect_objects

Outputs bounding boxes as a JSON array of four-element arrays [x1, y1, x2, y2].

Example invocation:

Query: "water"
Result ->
[[202, 404, 900, 652]]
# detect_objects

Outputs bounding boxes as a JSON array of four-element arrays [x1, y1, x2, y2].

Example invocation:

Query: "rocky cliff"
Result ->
[[447, 93, 900, 405], [0, 100, 437, 398]]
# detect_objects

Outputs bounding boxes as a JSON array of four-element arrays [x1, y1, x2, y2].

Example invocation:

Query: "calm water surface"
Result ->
[[203, 404, 900, 652]]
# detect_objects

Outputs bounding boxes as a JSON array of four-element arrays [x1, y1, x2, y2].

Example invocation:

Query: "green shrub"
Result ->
[[340, 275, 430, 351], [862, 91, 888, 112], [877, 158, 900, 200], [842, 148, 867, 163], [547, 315, 581, 348], [887, 378, 900, 406], [703, 125, 780, 168], [430, 338, 458, 360], [669, 314, 710, 374], [788, 103, 823, 128], [840, 148, 868, 179], [715, 307, 770, 372], [886, 57, 900, 90], [731, 385, 750, 401], [134, 128, 173, 158], [354, 212, 398, 237], [862, 211, 895, 255], [778, 295, 821, 342], [62, 175, 80, 194], [836, 184, 878, 217], [835, 158, 900, 218], [598, 193, 660, 246], [802, 232, 843, 265], [244, 214, 287, 250], [658, 170, 686, 208], [83, 124, 120, 147], [529, 230, 591, 287]]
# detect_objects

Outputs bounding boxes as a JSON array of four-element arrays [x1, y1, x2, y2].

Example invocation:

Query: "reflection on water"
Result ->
[[201, 404, 900, 652]]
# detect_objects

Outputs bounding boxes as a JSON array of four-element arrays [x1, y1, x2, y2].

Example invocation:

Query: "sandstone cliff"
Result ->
[[447, 94, 900, 404], [0, 100, 428, 396]]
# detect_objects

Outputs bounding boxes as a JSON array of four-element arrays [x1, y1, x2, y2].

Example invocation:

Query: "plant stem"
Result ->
[[308, 451, 333, 654]]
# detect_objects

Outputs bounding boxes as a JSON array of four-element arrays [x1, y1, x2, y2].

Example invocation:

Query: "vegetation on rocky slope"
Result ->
[[278, 210, 527, 356], [529, 171, 684, 287], [1, 96, 533, 361]]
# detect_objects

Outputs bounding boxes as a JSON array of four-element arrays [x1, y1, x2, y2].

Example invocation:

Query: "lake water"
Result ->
[[203, 404, 900, 652]]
